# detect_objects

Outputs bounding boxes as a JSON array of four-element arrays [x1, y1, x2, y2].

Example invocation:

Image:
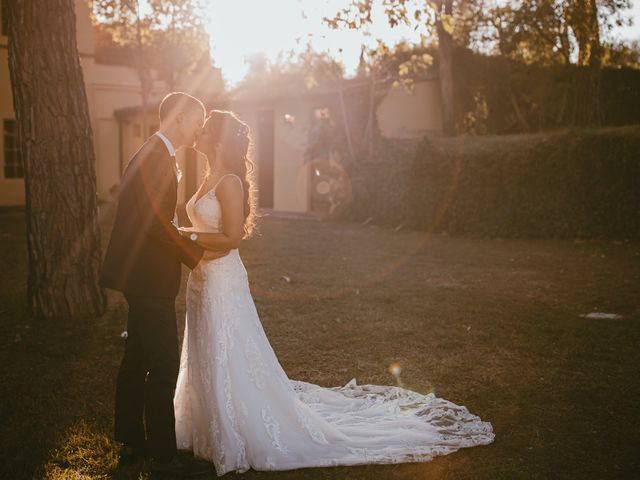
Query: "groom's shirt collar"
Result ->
[[154, 131, 182, 183], [155, 131, 177, 157]]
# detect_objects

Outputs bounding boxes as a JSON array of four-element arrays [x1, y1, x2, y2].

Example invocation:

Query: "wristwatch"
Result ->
[[190, 232, 199, 242]]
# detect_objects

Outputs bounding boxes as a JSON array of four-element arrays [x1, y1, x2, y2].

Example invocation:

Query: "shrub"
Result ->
[[342, 126, 640, 238]]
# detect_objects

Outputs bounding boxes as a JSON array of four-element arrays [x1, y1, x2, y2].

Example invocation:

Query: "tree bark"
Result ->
[[337, 77, 356, 164], [7, 0, 106, 319], [366, 71, 375, 162], [435, 0, 456, 136], [135, 1, 150, 136], [571, 0, 591, 66], [586, 0, 602, 126]]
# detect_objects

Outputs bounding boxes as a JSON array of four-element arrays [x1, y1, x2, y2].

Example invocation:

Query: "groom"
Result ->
[[101, 92, 219, 476]]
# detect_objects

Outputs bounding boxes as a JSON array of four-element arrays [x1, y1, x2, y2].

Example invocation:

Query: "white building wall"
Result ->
[[0, 27, 23, 206], [377, 80, 442, 138], [1, 0, 222, 206], [0, 0, 142, 205], [232, 81, 443, 214], [232, 102, 311, 213], [1, 0, 439, 211], [272, 101, 310, 212]]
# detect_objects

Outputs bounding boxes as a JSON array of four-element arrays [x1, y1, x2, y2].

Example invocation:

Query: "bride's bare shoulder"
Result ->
[[216, 174, 243, 197]]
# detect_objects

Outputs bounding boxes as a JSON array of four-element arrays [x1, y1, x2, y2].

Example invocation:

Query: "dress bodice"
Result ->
[[186, 174, 242, 234], [187, 189, 222, 233]]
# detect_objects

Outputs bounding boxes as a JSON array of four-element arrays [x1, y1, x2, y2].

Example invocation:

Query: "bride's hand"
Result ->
[[178, 226, 194, 235]]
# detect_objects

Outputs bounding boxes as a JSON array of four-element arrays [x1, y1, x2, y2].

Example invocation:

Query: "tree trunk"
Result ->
[[337, 78, 356, 164], [586, 0, 602, 126], [586, 0, 602, 68], [571, 0, 590, 66], [364, 71, 375, 162], [135, 2, 149, 136], [435, 0, 456, 136], [565, 0, 602, 126], [7, 0, 106, 319], [559, 14, 572, 66]]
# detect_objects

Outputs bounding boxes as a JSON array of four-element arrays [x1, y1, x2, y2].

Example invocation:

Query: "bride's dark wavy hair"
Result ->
[[204, 110, 257, 237]]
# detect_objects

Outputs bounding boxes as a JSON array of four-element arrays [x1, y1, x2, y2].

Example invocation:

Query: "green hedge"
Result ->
[[343, 126, 640, 238], [453, 50, 640, 134]]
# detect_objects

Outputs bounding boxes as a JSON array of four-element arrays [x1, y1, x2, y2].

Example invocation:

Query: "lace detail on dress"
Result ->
[[245, 336, 268, 389], [292, 400, 329, 444], [261, 406, 289, 454], [174, 186, 494, 475], [239, 399, 249, 425], [265, 456, 276, 469], [219, 299, 248, 471]]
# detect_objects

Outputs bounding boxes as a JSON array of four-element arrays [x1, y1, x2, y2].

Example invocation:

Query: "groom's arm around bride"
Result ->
[[100, 131, 203, 297]]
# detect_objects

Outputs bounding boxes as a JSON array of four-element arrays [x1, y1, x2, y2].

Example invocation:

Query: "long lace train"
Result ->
[[174, 176, 494, 476]]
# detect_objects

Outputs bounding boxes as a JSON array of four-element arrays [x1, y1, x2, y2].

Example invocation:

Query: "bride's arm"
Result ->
[[185, 176, 245, 251]]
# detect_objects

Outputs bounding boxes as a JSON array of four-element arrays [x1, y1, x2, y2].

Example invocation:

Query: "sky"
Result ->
[[202, 0, 640, 86]]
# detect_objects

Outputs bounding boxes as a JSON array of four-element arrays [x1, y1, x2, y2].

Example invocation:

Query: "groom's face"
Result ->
[[194, 117, 214, 155], [179, 107, 206, 148]]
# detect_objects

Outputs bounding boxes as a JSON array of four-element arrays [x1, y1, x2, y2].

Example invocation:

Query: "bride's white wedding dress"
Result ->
[[174, 174, 494, 476]]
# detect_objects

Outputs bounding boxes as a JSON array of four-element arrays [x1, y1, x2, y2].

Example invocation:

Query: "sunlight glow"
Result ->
[[202, 0, 640, 86], [202, 0, 425, 85]]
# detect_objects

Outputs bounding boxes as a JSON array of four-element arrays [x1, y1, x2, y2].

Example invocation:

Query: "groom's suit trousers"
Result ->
[[115, 294, 179, 461]]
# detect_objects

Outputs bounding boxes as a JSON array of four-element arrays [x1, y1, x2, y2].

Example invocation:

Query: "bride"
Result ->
[[175, 110, 494, 476]]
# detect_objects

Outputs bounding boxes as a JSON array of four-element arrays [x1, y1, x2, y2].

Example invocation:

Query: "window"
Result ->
[[1, 0, 8, 37], [3, 120, 23, 179]]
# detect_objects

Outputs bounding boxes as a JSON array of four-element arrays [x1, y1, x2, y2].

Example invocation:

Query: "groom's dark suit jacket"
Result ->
[[101, 135, 203, 298]]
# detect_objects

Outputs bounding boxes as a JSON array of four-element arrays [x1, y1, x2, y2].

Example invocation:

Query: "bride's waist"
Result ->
[[194, 249, 245, 280], [201, 248, 240, 262]]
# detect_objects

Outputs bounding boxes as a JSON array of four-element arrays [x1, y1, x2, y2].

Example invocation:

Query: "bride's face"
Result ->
[[195, 119, 216, 157]]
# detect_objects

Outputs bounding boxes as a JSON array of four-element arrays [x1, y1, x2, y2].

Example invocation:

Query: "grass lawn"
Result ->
[[1, 206, 639, 479]]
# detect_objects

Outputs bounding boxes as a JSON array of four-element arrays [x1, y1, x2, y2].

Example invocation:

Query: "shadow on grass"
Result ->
[[1, 209, 640, 479], [0, 294, 127, 478]]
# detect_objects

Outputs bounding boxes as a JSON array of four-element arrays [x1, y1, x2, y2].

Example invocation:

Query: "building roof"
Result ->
[[113, 67, 227, 121], [231, 71, 438, 105]]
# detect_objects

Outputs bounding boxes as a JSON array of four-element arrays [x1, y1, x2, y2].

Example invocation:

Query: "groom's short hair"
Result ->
[[159, 92, 205, 123]]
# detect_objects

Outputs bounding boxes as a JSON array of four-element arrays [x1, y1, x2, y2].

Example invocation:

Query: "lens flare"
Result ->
[[388, 362, 403, 387], [388, 363, 401, 377]]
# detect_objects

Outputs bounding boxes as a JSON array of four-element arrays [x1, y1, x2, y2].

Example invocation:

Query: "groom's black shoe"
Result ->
[[151, 454, 214, 477], [117, 444, 148, 467]]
